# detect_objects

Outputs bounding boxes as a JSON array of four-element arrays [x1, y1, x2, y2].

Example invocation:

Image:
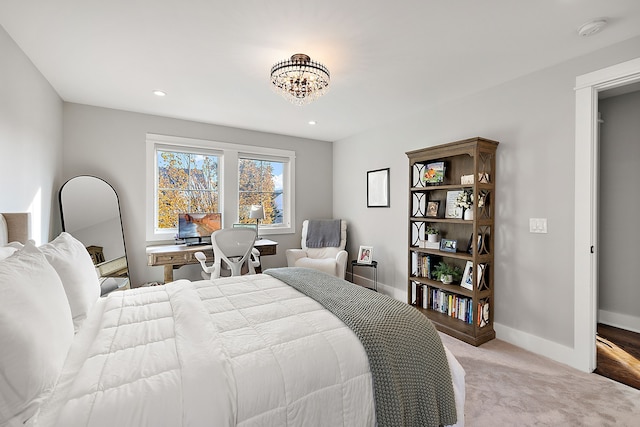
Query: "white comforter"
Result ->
[[33, 274, 464, 426]]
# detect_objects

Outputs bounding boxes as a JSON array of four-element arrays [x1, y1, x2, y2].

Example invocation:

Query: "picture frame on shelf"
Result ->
[[439, 238, 457, 253], [445, 190, 463, 218], [426, 200, 440, 218], [367, 168, 390, 208], [466, 233, 482, 254], [460, 174, 474, 185], [461, 261, 474, 290], [423, 161, 445, 185], [357, 245, 373, 264]]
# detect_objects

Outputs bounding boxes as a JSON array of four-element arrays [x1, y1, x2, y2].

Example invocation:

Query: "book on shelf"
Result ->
[[421, 241, 440, 250], [422, 285, 429, 309], [411, 252, 441, 279], [476, 263, 486, 289], [426, 287, 473, 324], [423, 161, 445, 185], [478, 299, 490, 327], [411, 281, 418, 305]]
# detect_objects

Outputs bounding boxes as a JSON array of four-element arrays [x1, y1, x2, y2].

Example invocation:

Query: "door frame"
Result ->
[[574, 57, 640, 372]]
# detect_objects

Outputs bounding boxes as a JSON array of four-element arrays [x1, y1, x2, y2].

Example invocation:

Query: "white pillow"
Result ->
[[0, 246, 18, 261], [39, 232, 101, 331], [0, 242, 74, 425]]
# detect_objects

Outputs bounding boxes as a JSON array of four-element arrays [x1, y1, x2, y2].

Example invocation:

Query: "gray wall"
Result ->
[[62, 103, 333, 286], [333, 35, 640, 352], [598, 90, 640, 332], [0, 25, 63, 244]]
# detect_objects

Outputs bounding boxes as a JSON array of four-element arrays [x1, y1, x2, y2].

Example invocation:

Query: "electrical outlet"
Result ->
[[529, 218, 548, 233]]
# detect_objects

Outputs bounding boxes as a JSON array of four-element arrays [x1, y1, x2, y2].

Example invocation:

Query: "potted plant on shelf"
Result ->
[[425, 226, 440, 243], [432, 261, 462, 284]]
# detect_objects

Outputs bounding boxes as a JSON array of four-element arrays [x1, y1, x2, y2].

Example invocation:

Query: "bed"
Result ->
[[1, 214, 465, 427]]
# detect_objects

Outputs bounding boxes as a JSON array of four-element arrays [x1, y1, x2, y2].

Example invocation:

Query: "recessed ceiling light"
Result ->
[[153, 90, 166, 97], [577, 19, 607, 37], [308, 120, 317, 125]]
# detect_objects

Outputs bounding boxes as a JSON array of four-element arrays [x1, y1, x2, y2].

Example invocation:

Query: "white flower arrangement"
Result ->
[[456, 190, 486, 209], [455, 189, 473, 209]]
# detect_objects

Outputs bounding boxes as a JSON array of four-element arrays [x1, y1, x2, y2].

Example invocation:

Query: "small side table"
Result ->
[[350, 260, 378, 291]]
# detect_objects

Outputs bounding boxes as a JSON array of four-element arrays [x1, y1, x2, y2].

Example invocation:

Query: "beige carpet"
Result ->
[[440, 333, 640, 426]]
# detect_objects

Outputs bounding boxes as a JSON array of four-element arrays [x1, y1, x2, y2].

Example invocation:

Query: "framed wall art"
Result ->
[[367, 168, 390, 208]]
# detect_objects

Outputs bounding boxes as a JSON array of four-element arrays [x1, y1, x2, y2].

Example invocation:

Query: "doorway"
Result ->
[[574, 57, 640, 373], [594, 87, 640, 388]]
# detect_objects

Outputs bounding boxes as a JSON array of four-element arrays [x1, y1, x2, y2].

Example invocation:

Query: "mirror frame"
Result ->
[[59, 175, 129, 290]]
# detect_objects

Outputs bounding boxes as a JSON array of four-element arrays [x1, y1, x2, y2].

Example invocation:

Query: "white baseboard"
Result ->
[[348, 273, 405, 301], [598, 309, 640, 334], [494, 322, 585, 371]]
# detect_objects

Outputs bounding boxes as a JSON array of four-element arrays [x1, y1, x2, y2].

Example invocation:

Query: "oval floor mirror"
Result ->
[[59, 175, 129, 295]]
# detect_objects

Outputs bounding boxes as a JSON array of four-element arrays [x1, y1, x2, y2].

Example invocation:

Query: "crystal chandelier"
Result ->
[[270, 53, 330, 106]]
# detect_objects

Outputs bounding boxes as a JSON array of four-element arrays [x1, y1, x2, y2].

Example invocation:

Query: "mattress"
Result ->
[[32, 274, 464, 427]]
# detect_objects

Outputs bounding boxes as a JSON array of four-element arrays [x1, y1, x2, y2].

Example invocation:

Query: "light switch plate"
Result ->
[[529, 218, 548, 233]]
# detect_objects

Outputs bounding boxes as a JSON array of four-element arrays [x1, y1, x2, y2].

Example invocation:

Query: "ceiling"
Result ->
[[2, 1, 640, 142]]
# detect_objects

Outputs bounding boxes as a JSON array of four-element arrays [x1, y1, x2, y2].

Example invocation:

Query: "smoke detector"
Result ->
[[577, 19, 607, 37]]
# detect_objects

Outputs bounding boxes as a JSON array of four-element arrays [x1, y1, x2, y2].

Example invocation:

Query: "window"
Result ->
[[146, 134, 295, 241], [156, 149, 219, 230], [238, 158, 284, 226]]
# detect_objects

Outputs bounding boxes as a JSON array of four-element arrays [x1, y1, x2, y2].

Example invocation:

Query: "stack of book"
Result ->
[[411, 282, 490, 327], [410, 252, 441, 279]]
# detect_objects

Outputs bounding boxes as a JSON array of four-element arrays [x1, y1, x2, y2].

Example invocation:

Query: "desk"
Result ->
[[350, 260, 378, 291], [147, 239, 278, 283]]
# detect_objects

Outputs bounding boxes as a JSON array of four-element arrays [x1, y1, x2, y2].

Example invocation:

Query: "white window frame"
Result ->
[[146, 134, 295, 242]]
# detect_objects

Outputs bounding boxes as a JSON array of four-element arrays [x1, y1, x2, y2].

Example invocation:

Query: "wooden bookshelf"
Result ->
[[407, 137, 498, 346]]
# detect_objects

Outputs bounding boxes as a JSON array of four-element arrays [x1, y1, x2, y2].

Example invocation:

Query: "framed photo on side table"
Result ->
[[357, 246, 373, 264]]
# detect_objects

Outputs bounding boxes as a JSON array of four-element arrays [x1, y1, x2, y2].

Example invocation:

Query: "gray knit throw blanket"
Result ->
[[265, 267, 457, 427]]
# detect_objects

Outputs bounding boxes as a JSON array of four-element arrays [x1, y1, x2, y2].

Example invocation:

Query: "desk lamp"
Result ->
[[249, 205, 265, 239]]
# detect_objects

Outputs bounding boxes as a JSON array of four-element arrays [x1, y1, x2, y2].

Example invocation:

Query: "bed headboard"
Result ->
[[0, 213, 30, 244]]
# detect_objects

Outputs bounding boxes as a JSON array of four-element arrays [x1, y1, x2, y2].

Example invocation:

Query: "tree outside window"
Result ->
[[238, 158, 284, 226], [157, 150, 219, 230]]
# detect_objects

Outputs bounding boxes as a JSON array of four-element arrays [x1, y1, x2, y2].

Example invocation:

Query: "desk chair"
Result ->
[[195, 228, 259, 279]]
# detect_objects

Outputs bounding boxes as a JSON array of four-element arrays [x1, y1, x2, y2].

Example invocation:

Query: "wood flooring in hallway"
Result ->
[[595, 323, 640, 390]]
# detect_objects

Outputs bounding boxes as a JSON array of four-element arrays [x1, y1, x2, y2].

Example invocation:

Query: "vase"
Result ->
[[427, 233, 438, 243], [441, 274, 453, 284], [464, 208, 473, 221]]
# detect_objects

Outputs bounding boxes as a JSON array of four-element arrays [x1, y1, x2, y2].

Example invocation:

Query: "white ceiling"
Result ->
[[2, 1, 640, 142]]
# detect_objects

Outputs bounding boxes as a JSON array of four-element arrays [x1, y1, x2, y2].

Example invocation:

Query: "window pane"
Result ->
[[238, 159, 284, 225], [156, 150, 219, 230], [158, 151, 189, 190], [189, 154, 218, 190], [158, 190, 189, 229]]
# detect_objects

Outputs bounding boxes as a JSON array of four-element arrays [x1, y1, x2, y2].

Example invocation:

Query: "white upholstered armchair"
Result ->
[[286, 219, 348, 279]]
